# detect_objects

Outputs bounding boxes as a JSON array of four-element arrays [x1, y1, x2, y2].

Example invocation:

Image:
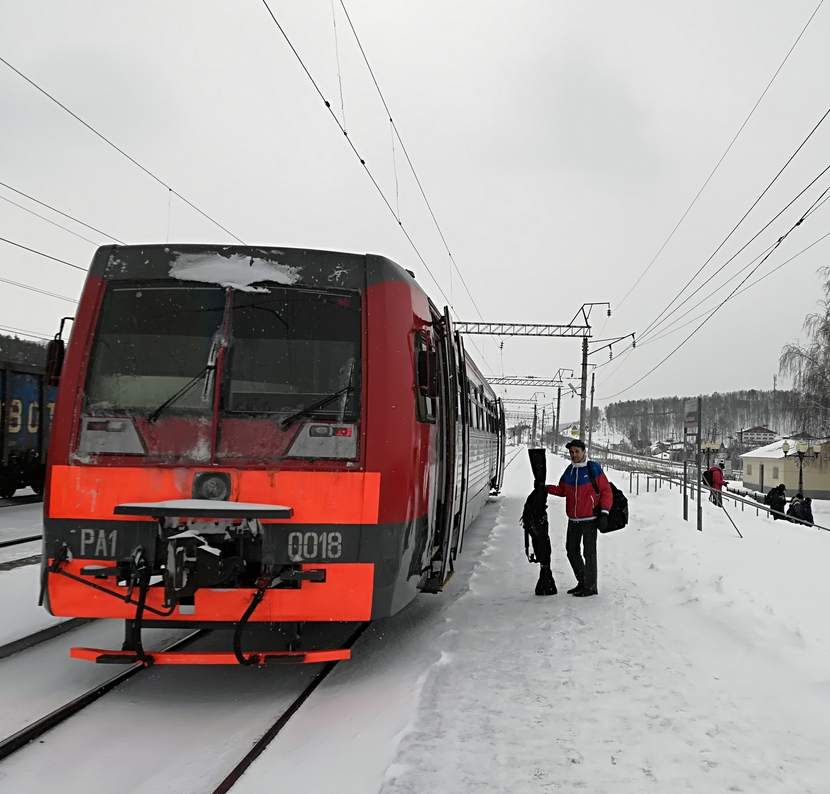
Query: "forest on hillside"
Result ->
[[602, 390, 826, 449]]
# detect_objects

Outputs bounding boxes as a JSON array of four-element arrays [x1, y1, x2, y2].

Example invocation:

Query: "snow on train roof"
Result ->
[[169, 252, 302, 291]]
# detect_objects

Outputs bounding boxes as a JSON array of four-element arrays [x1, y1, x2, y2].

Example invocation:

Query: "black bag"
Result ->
[[521, 449, 551, 564], [702, 469, 714, 487], [587, 463, 629, 533]]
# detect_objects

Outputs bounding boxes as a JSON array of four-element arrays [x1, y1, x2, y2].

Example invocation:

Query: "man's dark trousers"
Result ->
[[566, 520, 597, 590]]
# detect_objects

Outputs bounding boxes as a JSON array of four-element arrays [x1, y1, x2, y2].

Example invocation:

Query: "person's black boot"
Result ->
[[535, 565, 557, 596], [567, 583, 583, 595], [573, 588, 598, 597]]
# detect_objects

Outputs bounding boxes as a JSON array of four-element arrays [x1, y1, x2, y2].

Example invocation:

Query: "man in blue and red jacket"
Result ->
[[547, 439, 612, 597]]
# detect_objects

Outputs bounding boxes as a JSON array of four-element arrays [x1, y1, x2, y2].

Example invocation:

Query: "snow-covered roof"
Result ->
[[740, 438, 824, 460], [742, 426, 774, 434], [740, 440, 786, 460]]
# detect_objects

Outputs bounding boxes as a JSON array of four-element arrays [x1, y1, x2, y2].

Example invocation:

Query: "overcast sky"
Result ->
[[1, 1, 829, 422]]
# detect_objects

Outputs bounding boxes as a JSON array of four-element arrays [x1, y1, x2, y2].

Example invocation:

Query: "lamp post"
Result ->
[[782, 441, 822, 495]]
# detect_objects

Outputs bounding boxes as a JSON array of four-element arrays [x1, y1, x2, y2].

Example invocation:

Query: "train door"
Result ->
[[422, 308, 463, 593], [492, 398, 506, 492], [453, 331, 470, 555]]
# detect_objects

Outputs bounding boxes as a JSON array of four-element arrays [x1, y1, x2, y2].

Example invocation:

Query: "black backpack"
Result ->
[[587, 463, 629, 533], [702, 469, 714, 487]]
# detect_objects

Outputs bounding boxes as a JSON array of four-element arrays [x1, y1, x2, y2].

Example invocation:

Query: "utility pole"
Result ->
[[540, 408, 546, 448], [531, 404, 538, 446], [587, 372, 596, 457], [579, 336, 589, 440], [555, 386, 562, 452]]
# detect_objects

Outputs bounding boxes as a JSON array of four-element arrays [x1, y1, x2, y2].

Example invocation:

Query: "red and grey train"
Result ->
[[41, 244, 505, 664]]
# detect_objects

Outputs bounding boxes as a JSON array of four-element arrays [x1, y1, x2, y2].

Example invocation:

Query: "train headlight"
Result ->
[[192, 472, 231, 501]]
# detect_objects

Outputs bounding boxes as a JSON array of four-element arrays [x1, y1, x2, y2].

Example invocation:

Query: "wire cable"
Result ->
[[614, 0, 825, 313], [337, 0, 486, 321], [636, 191, 830, 347], [0, 275, 78, 303], [0, 180, 124, 243], [596, 186, 830, 385], [0, 323, 51, 341], [0, 56, 245, 245], [259, 0, 452, 309], [0, 235, 86, 271], [257, 3, 497, 376], [0, 193, 98, 245], [638, 162, 830, 344], [637, 104, 830, 344], [601, 185, 829, 400]]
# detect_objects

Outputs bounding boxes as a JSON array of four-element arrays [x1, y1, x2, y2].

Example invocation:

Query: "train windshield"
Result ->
[[227, 289, 360, 420], [85, 285, 226, 413], [84, 283, 361, 423]]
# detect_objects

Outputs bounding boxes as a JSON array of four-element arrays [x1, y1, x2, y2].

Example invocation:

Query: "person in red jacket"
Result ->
[[708, 461, 727, 507], [547, 439, 613, 597]]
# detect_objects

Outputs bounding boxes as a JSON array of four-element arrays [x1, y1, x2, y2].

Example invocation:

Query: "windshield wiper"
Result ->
[[147, 335, 222, 423], [278, 385, 354, 430]]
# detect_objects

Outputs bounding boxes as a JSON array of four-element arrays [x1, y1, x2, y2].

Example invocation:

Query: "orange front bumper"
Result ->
[[47, 560, 374, 623]]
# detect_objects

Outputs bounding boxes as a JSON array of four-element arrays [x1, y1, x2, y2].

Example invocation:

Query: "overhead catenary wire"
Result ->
[[0, 275, 78, 304], [638, 161, 830, 344], [600, 183, 830, 400], [635, 196, 830, 348], [0, 55, 245, 245], [336, 0, 486, 322], [0, 236, 86, 272], [258, 0, 453, 312], [0, 193, 98, 245], [613, 0, 825, 314], [0, 180, 124, 244], [258, 0, 498, 376], [637, 104, 830, 345], [0, 323, 51, 341], [596, 184, 830, 385]]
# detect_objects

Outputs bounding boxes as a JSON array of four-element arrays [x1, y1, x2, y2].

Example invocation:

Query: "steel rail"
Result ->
[[0, 535, 42, 549], [210, 622, 371, 794], [0, 618, 94, 661], [0, 629, 209, 762], [0, 495, 42, 509]]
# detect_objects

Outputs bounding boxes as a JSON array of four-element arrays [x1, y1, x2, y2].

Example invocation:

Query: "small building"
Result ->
[[740, 438, 830, 499], [740, 426, 776, 449]]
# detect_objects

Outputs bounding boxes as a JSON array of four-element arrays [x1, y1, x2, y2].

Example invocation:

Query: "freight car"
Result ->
[[41, 245, 505, 665], [0, 335, 59, 498]]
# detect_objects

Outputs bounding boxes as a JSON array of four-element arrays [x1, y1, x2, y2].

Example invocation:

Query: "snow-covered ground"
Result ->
[[1, 452, 830, 792], [237, 452, 830, 793]]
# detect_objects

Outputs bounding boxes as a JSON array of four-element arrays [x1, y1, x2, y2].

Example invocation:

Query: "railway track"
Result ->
[[0, 622, 370, 789], [0, 617, 94, 661], [0, 629, 208, 762]]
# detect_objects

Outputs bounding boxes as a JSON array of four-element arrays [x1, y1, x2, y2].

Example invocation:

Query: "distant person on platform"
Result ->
[[708, 460, 727, 507], [787, 492, 814, 525], [764, 483, 787, 520], [546, 439, 612, 598]]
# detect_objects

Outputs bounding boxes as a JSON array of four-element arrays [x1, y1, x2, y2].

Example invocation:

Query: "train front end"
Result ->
[[41, 244, 401, 665]]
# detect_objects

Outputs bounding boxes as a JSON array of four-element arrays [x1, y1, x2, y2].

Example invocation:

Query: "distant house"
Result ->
[[740, 438, 830, 498], [740, 426, 776, 449]]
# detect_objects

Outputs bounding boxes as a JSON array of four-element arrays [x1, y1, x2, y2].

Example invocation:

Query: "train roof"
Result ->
[[88, 244, 421, 292]]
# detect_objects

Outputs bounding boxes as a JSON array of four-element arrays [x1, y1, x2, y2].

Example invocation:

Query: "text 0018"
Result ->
[[287, 531, 342, 561]]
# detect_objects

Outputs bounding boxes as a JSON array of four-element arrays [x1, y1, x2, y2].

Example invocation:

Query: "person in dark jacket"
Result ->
[[546, 439, 613, 597], [764, 483, 787, 520], [787, 493, 814, 525], [803, 497, 814, 525]]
